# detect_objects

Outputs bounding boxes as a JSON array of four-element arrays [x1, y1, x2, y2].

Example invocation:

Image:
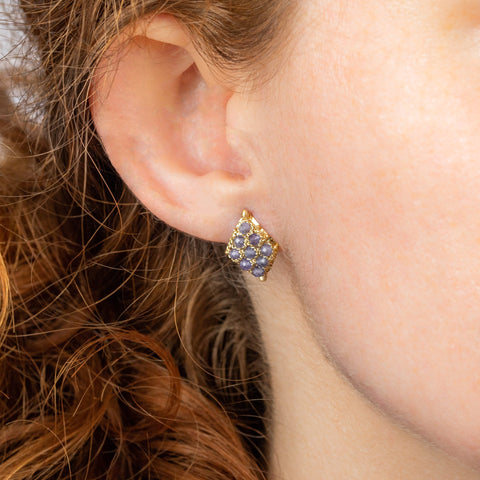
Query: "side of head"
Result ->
[[87, 0, 480, 470], [3, 0, 480, 477]]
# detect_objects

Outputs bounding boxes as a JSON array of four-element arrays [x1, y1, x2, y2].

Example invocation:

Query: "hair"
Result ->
[[0, 1, 292, 479]]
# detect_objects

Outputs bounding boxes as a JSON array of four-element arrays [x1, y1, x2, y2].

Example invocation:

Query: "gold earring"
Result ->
[[225, 209, 279, 281]]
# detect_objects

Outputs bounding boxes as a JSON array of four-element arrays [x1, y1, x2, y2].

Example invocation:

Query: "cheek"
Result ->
[[252, 1, 480, 467]]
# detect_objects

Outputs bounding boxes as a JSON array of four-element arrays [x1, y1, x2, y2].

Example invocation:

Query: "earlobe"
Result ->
[[89, 14, 254, 242]]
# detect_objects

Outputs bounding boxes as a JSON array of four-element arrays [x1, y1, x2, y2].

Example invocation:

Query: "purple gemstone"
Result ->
[[244, 246, 256, 259], [260, 243, 273, 257], [233, 235, 245, 248], [256, 256, 269, 268], [239, 221, 251, 234], [239, 259, 252, 271], [249, 233, 261, 246], [229, 249, 241, 260], [252, 266, 265, 278]]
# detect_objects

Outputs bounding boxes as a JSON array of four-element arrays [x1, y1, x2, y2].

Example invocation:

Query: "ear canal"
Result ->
[[89, 14, 254, 243]]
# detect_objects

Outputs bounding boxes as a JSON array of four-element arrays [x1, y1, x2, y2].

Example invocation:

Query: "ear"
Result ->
[[89, 14, 258, 242]]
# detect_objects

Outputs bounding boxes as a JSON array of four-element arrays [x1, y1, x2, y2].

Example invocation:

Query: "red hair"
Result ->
[[0, 0, 292, 478]]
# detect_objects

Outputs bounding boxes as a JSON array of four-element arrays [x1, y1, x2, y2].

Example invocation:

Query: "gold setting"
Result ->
[[225, 209, 279, 281]]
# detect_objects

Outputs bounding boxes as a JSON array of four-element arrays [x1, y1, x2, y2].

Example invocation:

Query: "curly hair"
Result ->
[[0, 1, 292, 478]]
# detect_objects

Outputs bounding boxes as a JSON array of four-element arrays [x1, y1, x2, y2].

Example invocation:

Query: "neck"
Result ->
[[245, 261, 478, 480]]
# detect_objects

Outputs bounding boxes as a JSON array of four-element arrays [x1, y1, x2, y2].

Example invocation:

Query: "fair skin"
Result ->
[[90, 0, 480, 477]]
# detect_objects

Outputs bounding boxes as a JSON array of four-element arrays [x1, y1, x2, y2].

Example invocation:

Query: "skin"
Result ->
[[236, 0, 480, 472], [91, 0, 480, 477]]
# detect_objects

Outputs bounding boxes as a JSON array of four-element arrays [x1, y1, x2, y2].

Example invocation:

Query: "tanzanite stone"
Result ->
[[233, 235, 245, 248], [239, 221, 251, 234], [256, 256, 269, 268], [229, 249, 241, 260], [260, 243, 273, 257], [244, 246, 256, 259], [249, 233, 261, 246], [252, 266, 265, 278], [239, 259, 252, 271]]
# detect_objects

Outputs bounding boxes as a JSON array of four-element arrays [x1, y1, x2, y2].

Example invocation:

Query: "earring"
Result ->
[[225, 209, 279, 281]]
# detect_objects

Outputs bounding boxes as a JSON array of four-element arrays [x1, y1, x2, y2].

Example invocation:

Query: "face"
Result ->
[[228, 0, 480, 467]]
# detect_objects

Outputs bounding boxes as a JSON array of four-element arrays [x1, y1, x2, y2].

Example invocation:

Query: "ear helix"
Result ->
[[225, 210, 279, 281]]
